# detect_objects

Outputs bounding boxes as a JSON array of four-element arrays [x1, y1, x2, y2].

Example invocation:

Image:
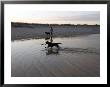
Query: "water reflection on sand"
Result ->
[[11, 34, 100, 77]]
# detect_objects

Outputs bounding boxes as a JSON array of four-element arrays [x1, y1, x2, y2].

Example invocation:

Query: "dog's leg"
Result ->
[[56, 45, 59, 48]]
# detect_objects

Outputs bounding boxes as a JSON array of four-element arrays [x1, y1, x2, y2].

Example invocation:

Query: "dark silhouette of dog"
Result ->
[[45, 32, 50, 36], [46, 41, 61, 48]]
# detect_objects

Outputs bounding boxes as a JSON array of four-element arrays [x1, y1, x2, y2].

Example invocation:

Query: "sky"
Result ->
[[6, 5, 100, 25]]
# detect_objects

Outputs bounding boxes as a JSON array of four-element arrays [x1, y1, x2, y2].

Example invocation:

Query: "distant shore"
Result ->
[[11, 22, 100, 40]]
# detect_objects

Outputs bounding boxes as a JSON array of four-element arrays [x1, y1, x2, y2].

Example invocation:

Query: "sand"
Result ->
[[11, 25, 100, 40], [11, 24, 100, 77]]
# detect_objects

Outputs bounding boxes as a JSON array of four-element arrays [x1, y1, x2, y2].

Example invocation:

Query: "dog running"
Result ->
[[46, 41, 61, 48]]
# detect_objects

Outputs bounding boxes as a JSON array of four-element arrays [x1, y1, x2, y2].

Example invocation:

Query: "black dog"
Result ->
[[46, 41, 61, 48], [45, 32, 50, 35]]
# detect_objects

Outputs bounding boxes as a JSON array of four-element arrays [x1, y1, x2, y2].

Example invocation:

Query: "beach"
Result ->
[[11, 23, 100, 40], [11, 23, 100, 77]]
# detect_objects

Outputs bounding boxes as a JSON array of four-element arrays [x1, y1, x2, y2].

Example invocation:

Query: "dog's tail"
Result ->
[[57, 43, 62, 44]]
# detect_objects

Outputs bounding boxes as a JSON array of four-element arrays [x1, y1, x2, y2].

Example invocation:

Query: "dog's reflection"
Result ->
[[46, 48, 59, 55], [45, 37, 50, 40]]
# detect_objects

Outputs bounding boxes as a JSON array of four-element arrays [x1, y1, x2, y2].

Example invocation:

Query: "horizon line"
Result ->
[[11, 22, 100, 25]]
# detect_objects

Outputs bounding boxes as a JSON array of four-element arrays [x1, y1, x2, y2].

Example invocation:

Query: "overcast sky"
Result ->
[[6, 5, 100, 25]]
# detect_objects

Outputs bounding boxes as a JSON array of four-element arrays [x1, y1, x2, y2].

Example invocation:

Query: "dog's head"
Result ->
[[46, 41, 49, 44]]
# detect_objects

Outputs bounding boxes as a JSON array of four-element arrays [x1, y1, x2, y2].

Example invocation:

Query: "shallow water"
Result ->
[[11, 34, 100, 77]]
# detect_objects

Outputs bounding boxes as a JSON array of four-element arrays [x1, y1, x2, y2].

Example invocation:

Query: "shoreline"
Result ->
[[11, 34, 100, 42]]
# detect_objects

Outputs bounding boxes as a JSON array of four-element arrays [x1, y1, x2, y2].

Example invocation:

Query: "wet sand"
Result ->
[[11, 34, 100, 77]]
